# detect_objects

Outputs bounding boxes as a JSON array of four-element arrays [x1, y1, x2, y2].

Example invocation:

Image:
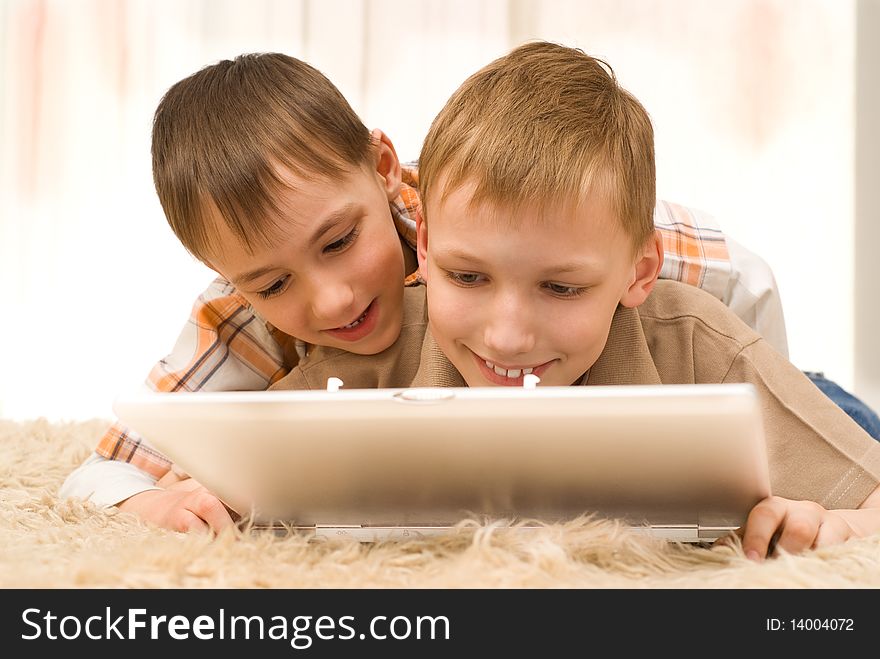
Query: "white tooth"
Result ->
[[522, 368, 533, 375], [494, 365, 506, 376], [507, 369, 521, 378], [485, 360, 495, 369], [342, 310, 367, 329]]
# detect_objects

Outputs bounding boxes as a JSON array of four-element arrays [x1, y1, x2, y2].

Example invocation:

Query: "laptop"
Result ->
[[112, 381, 771, 543]]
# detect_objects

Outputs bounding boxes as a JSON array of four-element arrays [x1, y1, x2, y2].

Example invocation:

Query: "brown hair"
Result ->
[[152, 53, 372, 262], [418, 41, 655, 250]]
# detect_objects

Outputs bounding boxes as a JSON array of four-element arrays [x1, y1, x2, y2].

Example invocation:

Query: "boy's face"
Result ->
[[418, 181, 661, 386], [207, 137, 405, 355]]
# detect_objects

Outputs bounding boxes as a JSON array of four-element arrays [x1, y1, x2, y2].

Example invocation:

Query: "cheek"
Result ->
[[560, 315, 600, 345], [560, 304, 616, 355], [363, 225, 404, 283], [426, 283, 471, 336], [249, 298, 308, 336]]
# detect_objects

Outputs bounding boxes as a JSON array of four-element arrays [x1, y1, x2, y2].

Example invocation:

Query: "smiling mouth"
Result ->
[[338, 306, 369, 330], [473, 351, 555, 385], [323, 299, 379, 342], [330, 300, 373, 331], [482, 360, 535, 379]]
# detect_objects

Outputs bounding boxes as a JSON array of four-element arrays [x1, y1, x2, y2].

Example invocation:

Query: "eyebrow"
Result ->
[[308, 202, 359, 248], [231, 264, 282, 288], [231, 203, 360, 287], [540, 262, 603, 276], [434, 247, 602, 275]]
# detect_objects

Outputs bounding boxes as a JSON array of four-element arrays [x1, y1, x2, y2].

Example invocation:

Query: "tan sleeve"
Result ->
[[723, 339, 880, 509]]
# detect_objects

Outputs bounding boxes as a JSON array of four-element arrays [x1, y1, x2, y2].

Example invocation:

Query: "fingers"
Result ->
[[812, 514, 854, 549], [119, 485, 234, 535], [153, 482, 234, 534], [167, 492, 234, 534], [171, 508, 211, 534], [742, 497, 827, 560], [166, 479, 234, 533], [773, 501, 822, 556], [741, 497, 786, 561], [186, 489, 235, 533]]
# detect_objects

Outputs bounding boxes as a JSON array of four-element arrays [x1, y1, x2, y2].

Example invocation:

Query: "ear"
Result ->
[[416, 213, 429, 282], [619, 230, 664, 308], [370, 128, 402, 201]]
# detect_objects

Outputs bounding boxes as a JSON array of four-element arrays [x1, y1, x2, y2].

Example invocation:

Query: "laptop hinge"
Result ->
[[628, 524, 699, 541], [262, 523, 734, 543], [696, 526, 737, 541], [314, 525, 453, 541]]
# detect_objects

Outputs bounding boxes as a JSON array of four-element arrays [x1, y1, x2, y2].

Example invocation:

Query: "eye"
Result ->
[[445, 271, 486, 286], [256, 276, 289, 300], [543, 282, 586, 298], [324, 227, 360, 254]]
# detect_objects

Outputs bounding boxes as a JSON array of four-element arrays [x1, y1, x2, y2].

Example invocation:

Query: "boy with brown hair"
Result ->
[[272, 41, 880, 559], [62, 52, 422, 532], [60, 51, 794, 534]]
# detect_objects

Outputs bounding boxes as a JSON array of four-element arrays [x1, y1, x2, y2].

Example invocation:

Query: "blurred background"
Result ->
[[1, 0, 878, 421]]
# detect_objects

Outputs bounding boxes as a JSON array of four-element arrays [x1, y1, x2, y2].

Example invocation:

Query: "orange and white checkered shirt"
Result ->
[[95, 168, 732, 480], [654, 199, 730, 294]]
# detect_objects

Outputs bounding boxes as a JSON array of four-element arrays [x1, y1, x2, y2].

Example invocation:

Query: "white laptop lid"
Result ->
[[112, 383, 771, 539]]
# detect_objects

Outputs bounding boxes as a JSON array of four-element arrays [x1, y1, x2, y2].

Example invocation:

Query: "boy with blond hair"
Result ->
[[61, 51, 826, 536], [271, 41, 880, 559]]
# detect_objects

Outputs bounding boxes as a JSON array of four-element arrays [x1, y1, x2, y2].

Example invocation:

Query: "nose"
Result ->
[[482, 291, 536, 358], [309, 277, 356, 324]]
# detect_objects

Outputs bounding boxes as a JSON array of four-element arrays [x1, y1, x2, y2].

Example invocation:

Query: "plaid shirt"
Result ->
[[96, 168, 731, 479], [654, 199, 730, 293]]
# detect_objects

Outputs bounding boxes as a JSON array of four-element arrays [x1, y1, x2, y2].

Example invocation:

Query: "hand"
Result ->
[[739, 495, 857, 561], [118, 476, 235, 534]]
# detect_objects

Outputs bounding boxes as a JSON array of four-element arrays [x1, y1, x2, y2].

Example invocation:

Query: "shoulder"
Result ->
[[639, 280, 762, 347], [636, 280, 767, 383]]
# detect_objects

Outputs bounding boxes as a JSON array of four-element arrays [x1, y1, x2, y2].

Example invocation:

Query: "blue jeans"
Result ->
[[804, 371, 880, 442]]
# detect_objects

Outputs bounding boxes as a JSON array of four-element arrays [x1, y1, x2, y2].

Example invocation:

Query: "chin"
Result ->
[[366, 325, 400, 355]]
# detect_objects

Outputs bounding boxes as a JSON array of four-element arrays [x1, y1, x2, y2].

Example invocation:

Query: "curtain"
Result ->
[[0, 0, 860, 419]]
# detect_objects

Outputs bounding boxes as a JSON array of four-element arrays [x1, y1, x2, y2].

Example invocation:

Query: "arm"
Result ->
[[59, 452, 160, 507], [94, 276, 291, 480], [146, 275, 291, 394], [718, 333, 880, 559], [59, 452, 234, 533], [63, 276, 291, 531]]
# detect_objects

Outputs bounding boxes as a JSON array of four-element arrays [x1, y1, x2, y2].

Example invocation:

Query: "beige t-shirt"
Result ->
[[271, 281, 880, 509]]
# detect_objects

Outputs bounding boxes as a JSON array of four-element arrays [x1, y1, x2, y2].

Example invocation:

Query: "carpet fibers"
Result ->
[[2, 419, 879, 588]]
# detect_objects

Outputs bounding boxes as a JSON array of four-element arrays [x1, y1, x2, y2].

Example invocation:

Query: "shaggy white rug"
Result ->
[[2, 418, 880, 588]]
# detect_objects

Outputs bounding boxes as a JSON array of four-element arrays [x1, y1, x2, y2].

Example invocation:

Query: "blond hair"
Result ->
[[152, 53, 372, 262], [418, 41, 655, 250]]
